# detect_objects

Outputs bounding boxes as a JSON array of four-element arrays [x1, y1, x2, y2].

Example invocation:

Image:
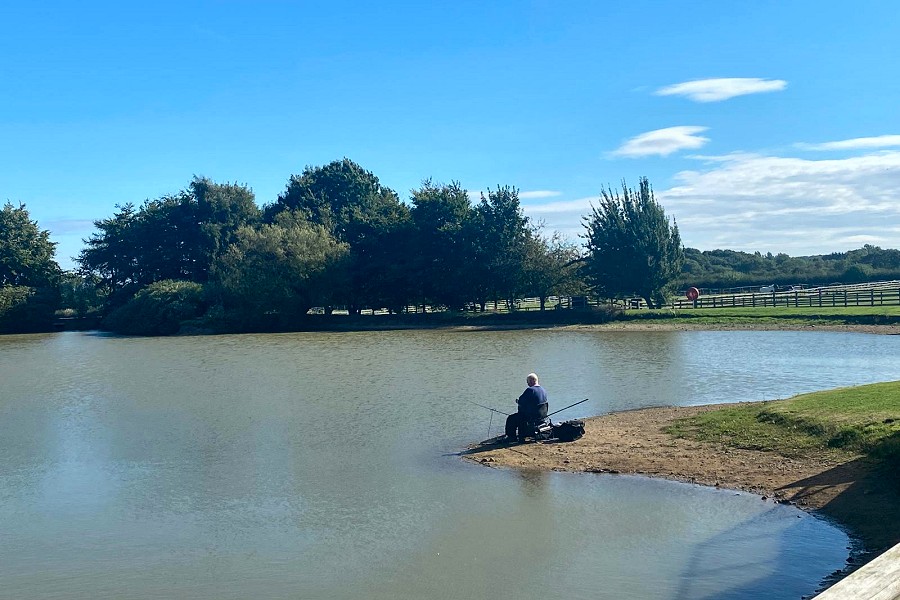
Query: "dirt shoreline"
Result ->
[[461, 321, 900, 335], [462, 400, 900, 560]]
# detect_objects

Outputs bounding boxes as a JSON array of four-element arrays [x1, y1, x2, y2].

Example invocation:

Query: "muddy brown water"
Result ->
[[1, 329, 897, 599]]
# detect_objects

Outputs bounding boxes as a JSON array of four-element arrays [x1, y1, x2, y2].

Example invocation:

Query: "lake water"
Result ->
[[1, 329, 898, 599]]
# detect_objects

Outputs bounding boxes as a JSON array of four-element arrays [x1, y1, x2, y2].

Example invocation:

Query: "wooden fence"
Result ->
[[490, 281, 900, 312], [669, 281, 900, 310], [318, 281, 900, 315]]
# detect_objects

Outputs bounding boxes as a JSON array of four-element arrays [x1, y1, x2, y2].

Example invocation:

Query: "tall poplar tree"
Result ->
[[582, 177, 683, 308]]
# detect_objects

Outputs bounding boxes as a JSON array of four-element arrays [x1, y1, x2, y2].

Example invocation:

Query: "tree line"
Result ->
[[680, 245, 900, 292], [3, 157, 896, 335], [73, 160, 599, 334]]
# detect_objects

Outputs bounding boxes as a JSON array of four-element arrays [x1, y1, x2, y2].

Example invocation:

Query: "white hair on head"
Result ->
[[526, 373, 539, 386]]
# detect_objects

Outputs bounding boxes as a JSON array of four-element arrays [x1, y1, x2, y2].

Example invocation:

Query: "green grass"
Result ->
[[625, 304, 900, 326], [665, 382, 900, 462]]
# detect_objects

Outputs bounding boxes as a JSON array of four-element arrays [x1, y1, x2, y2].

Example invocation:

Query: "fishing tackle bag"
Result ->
[[552, 419, 585, 442]]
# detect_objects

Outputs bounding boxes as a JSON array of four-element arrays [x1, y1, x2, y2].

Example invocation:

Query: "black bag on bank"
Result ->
[[552, 419, 585, 442]]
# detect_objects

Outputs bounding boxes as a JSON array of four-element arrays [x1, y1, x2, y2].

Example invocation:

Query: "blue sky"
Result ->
[[3, 1, 900, 269]]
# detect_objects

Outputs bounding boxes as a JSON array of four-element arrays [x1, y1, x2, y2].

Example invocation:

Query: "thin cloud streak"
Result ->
[[521, 196, 598, 242], [45, 219, 96, 234], [519, 190, 562, 199], [655, 78, 787, 102], [526, 196, 597, 215], [612, 126, 710, 158], [796, 135, 900, 151]]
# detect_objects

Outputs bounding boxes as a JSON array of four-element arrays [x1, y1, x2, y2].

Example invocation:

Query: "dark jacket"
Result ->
[[517, 385, 548, 416]]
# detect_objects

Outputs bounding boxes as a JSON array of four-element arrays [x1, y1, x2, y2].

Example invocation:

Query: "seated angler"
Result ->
[[505, 372, 549, 442]]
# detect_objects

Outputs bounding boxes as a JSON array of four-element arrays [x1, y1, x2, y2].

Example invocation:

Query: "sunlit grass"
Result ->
[[625, 304, 900, 326], [665, 382, 900, 462]]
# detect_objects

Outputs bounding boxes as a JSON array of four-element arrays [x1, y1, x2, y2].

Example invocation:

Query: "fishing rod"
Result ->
[[547, 398, 589, 418], [464, 399, 510, 416]]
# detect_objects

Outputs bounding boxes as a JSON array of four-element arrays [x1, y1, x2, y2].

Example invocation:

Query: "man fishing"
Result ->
[[505, 372, 549, 442]]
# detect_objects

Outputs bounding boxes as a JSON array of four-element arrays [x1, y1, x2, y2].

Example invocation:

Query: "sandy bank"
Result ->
[[462, 402, 900, 556], [544, 322, 900, 335]]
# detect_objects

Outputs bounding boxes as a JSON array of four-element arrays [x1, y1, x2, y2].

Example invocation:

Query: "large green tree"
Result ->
[[213, 211, 349, 319], [0, 202, 60, 287], [349, 201, 415, 314], [130, 192, 205, 284], [470, 186, 530, 311], [267, 159, 409, 313], [191, 177, 260, 273], [79, 194, 203, 291], [79, 180, 259, 295], [582, 177, 683, 308], [78, 203, 140, 291], [0, 202, 60, 332], [409, 180, 474, 310], [266, 158, 393, 242], [522, 229, 586, 311]]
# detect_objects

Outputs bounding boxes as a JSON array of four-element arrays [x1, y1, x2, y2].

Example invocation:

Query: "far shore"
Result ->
[[46, 303, 900, 337], [462, 399, 900, 571], [187, 318, 900, 336]]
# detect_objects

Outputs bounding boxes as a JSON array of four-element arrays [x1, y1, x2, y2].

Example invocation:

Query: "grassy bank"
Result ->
[[624, 305, 900, 327], [663, 382, 900, 552], [665, 381, 900, 465]]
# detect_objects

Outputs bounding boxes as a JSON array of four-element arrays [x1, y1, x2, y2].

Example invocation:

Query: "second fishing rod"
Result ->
[[465, 397, 589, 419]]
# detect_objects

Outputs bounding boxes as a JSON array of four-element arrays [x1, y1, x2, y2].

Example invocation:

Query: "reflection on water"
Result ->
[[1, 329, 894, 599]]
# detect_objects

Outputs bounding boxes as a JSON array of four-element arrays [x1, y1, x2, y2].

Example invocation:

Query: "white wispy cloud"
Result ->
[[521, 196, 597, 240], [522, 150, 900, 254], [519, 190, 562, 199], [469, 189, 563, 202], [45, 218, 96, 234], [796, 135, 900, 151], [505, 148, 900, 255], [612, 126, 710, 158], [526, 197, 597, 215], [658, 150, 900, 254], [655, 78, 787, 102]]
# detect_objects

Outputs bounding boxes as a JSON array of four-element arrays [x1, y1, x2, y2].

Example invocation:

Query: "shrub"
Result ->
[[0, 285, 57, 333], [103, 280, 207, 336]]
